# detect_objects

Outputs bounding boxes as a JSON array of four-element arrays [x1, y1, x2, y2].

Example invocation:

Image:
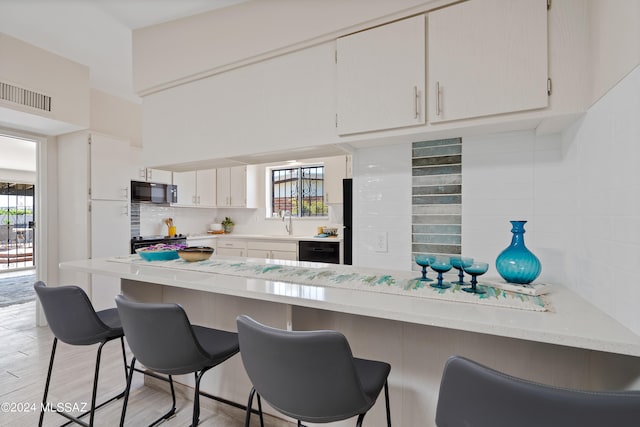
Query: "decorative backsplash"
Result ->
[[412, 138, 462, 259]]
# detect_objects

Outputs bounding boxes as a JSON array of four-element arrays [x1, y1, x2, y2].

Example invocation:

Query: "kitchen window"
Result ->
[[271, 165, 327, 217]]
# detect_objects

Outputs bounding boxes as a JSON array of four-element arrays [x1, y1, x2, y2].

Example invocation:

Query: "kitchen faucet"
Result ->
[[280, 210, 293, 235]]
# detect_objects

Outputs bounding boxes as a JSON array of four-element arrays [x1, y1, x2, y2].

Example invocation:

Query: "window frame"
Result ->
[[268, 163, 327, 218]]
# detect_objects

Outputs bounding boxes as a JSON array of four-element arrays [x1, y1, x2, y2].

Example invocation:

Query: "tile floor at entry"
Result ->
[[0, 301, 294, 426]]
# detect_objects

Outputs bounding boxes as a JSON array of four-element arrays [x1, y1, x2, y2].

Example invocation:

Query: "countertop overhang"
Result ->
[[60, 256, 640, 358]]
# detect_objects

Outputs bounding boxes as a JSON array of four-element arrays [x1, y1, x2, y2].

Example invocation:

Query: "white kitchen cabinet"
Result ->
[[143, 42, 336, 169], [129, 147, 173, 184], [427, 0, 549, 123], [336, 15, 425, 135], [172, 169, 216, 207], [90, 133, 130, 201], [90, 199, 130, 311], [145, 168, 172, 184], [58, 130, 131, 309], [216, 239, 247, 257], [323, 155, 350, 205], [216, 166, 246, 207], [187, 236, 217, 250], [173, 171, 196, 205], [247, 240, 298, 261]]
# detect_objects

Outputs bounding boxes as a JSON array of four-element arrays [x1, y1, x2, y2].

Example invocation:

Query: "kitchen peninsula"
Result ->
[[61, 255, 640, 426]]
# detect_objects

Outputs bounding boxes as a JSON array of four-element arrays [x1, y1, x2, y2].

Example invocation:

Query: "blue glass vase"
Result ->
[[495, 220, 541, 284]]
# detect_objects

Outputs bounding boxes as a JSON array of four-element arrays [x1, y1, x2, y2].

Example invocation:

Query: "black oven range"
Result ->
[[130, 235, 187, 254]]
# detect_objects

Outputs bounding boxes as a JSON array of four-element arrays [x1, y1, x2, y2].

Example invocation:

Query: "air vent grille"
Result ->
[[0, 81, 51, 112]]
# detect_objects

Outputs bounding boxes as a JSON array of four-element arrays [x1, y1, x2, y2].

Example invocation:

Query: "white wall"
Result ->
[[588, 0, 640, 104], [0, 33, 90, 134], [90, 89, 143, 147], [463, 65, 640, 335]]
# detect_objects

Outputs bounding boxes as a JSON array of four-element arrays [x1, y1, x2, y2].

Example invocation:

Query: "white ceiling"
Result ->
[[0, 0, 249, 103], [0, 135, 36, 172]]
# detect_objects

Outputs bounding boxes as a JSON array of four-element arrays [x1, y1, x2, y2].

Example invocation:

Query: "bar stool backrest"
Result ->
[[436, 355, 640, 427], [115, 295, 212, 376], [34, 281, 116, 345], [236, 315, 373, 423]]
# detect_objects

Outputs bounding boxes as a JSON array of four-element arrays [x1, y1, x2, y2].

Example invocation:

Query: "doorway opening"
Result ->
[[0, 135, 36, 308]]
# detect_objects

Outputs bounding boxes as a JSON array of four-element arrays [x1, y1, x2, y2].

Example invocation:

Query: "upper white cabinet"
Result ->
[[336, 15, 426, 135], [173, 169, 216, 207], [427, 0, 549, 123], [172, 171, 196, 205], [129, 147, 173, 184], [90, 133, 130, 201], [142, 43, 336, 168], [323, 155, 351, 205], [142, 168, 172, 184], [217, 166, 246, 207]]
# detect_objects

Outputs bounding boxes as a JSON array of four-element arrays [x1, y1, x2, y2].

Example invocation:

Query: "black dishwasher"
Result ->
[[298, 240, 340, 264]]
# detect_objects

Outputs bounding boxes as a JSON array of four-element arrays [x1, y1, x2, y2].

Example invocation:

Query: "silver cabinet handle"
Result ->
[[414, 86, 419, 119], [436, 81, 441, 117]]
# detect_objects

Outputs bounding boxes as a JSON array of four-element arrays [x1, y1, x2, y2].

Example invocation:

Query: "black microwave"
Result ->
[[131, 181, 177, 204]]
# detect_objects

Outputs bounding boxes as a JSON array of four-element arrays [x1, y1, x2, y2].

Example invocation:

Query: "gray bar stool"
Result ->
[[34, 281, 128, 427], [236, 315, 392, 427], [115, 295, 239, 427], [436, 355, 640, 427]]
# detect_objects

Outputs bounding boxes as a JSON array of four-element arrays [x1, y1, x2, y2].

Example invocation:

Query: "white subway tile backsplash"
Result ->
[[350, 66, 640, 335]]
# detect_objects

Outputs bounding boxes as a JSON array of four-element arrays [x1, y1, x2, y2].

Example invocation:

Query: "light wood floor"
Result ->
[[0, 301, 292, 427]]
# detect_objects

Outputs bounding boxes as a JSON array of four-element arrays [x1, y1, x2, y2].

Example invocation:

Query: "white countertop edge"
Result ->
[[59, 257, 640, 358], [187, 233, 343, 242]]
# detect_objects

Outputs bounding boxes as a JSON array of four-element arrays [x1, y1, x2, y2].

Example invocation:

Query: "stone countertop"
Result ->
[[187, 233, 343, 242], [60, 256, 640, 358]]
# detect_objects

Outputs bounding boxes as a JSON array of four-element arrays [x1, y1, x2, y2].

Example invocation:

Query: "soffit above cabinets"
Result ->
[[151, 143, 352, 172]]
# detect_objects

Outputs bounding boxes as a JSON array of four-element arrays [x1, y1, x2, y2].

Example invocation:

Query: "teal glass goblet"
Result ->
[[462, 261, 489, 294], [450, 256, 474, 286], [415, 254, 434, 282], [430, 257, 452, 289]]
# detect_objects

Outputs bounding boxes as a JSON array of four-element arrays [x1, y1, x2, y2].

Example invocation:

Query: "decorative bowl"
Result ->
[[322, 227, 339, 236], [136, 248, 179, 261], [178, 246, 214, 262]]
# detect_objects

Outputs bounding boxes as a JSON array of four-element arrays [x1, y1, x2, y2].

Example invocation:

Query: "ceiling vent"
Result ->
[[0, 81, 51, 112]]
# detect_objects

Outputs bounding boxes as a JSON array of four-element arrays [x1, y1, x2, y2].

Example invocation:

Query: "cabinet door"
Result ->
[[90, 133, 130, 201], [247, 249, 270, 259], [428, 0, 548, 123], [129, 146, 147, 181], [129, 147, 173, 184], [90, 200, 129, 310], [270, 250, 298, 261], [216, 247, 245, 257], [187, 237, 216, 249], [337, 15, 425, 135], [323, 155, 348, 204], [196, 169, 217, 207], [216, 168, 231, 206], [173, 171, 197, 205], [146, 169, 173, 184], [229, 166, 246, 207]]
